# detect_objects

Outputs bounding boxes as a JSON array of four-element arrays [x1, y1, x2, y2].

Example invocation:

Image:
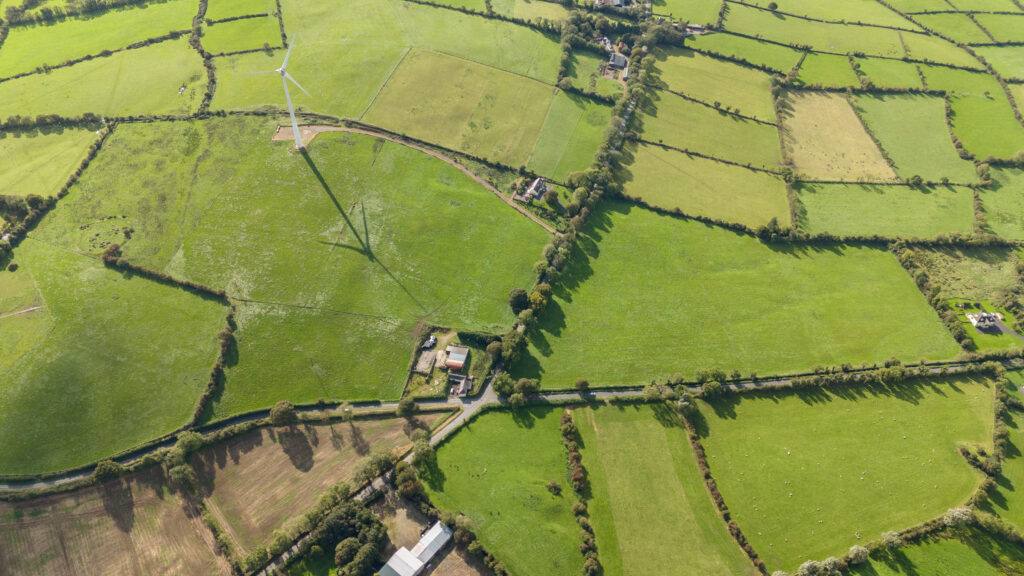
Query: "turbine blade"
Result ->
[[281, 42, 293, 70], [281, 76, 303, 148], [284, 71, 309, 96]]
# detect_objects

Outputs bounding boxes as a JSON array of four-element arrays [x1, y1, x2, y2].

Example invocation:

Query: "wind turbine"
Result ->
[[276, 42, 309, 150]]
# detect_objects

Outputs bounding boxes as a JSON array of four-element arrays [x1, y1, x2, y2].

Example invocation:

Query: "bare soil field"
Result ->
[[0, 468, 228, 576], [194, 412, 448, 555]]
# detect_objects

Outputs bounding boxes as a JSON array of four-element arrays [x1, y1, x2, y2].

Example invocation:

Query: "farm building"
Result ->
[[967, 311, 1002, 330], [514, 177, 547, 203], [379, 521, 453, 576], [445, 345, 469, 371], [609, 52, 628, 69]]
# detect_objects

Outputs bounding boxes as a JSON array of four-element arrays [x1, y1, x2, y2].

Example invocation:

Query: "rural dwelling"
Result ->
[[379, 521, 453, 576], [609, 52, 628, 70], [445, 345, 469, 371], [967, 311, 1002, 330]]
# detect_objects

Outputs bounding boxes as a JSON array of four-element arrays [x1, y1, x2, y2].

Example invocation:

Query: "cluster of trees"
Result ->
[[492, 373, 539, 405], [559, 412, 601, 575], [306, 499, 388, 576]]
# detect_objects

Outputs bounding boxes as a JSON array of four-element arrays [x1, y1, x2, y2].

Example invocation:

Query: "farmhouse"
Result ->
[[445, 345, 470, 371], [967, 311, 1002, 330], [514, 177, 547, 203], [379, 521, 453, 576], [609, 52, 628, 70]]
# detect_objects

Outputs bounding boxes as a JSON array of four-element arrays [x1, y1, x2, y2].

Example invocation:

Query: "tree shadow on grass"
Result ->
[[99, 477, 135, 533], [272, 425, 315, 472]]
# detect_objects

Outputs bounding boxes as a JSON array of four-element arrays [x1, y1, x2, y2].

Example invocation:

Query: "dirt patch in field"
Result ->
[[193, 412, 447, 555], [373, 495, 492, 576], [0, 468, 229, 576]]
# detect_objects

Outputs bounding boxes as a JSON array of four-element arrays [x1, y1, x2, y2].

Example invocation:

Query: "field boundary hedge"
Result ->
[[205, 12, 269, 25], [725, 0, 922, 33], [659, 87, 777, 125], [633, 137, 785, 175]]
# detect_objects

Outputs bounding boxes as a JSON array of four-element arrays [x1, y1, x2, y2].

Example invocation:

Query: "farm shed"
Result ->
[[379, 521, 453, 576], [445, 345, 469, 371], [609, 52, 628, 69]]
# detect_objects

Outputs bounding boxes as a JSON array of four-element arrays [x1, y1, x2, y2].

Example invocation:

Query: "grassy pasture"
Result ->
[[623, 142, 791, 229], [194, 412, 446, 554], [855, 57, 923, 89], [0, 239, 226, 475], [652, 0, 721, 24], [211, 0, 562, 118], [742, 0, 918, 28], [0, 38, 206, 118], [975, 45, 1024, 80], [575, 404, 755, 576], [886, 0, 950, 11], [725, 3, 905, 58], [915, 13, 992, 44], [979, 372, 1024, 530], [205, 0, 275, 20], [796, 52, 860, 88], [362, 49, 553, 169], [566, 49, 622, 99], [849, 528, 1024, 576], [0, 0, 196, 79], [513, 202, 960, 388], [29, 118, 548, 417], [697, 376, 994, 572], [923, 66, 1024, 160], [0, 129, 98, 197], [424, 408, 582, 576], [0, 468, 227, 575], [851, 94, 977, 183], [982, 167, 1024, 241], [949, 0, 1021, 9], [975, 13, 1024, 43], [652, 48, 777, 123], [686, 32, 804, 73], [781, 91, 897, 181], [640, 91, 783, 169], [796, 182, 975, 239], [900, 31, 981, 68], [526, 90, 613, 182], [491, 0, 571, 20], [202, 16, 280, 54]]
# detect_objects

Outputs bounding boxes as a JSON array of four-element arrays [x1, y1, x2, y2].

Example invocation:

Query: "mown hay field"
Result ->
[[622, 142, 791, 229], [513, 202, 960, 388], [204, 0, 274, 20], [796, 53, 860, 88], [653, 48, 777, 123], [698, 376, 994, 572], [425, 408, 583, 576], [575, 404, 756, 576], [796, 182, 975, 239], [0, 129, 99, 198], [855, 57, 923, 90]]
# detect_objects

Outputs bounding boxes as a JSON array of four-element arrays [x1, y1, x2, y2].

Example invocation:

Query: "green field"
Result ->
[[975, 13, 1024, 43], [491, 0, 571, 20], [698, 376, 994, 572], [575, 404, 756, 576], [0, 38, 206, 118], [0, 130, 98, 198], [0, 239, 226, 475], [0, 0, 195, 79], [566, 49, 623, 99], [850, 528, 1024, 576], [975, 45, 1024, 80], [915, 13, 992, 45], [640, 91, 782, 169], [652, 0, 720, 24], [910, 246, 1024, 302], [205, 0, 275, 20], [686, 32, 804, 73], [513, 202, 960, 388], [796, 182, 975, 238], [202, 15, 280, 54], [901, 31, 980, 68], [982, 168, 1024, 241], [28, 117, 549, 417], [979, 372, 1024, 530], [886, 0, 950, 12], [526, 90, 613, 182], [855, 57, 924, 90], [949, 0, 1020, 9], [424, 408, 582, 576], [796, 53, 860, 88], [652, 48, 777, 123], [623, 143, 791, 229], [742, 0, 919, 28], [851, 94, 978, 183]]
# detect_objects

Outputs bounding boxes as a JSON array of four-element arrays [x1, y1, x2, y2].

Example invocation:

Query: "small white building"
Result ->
[[379, 522, 453, 576], [967, 311, 1002, 330]]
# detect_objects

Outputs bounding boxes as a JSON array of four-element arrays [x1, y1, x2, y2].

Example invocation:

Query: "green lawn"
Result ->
[[796, 53, 860, 88], [29, 117, 549, 418], [622, 142, 791, 229], [575, 404, 757, 576], [491, 0, 571, 21], [855, 57, 923, 90], [513, 202, 961, 388], [652, 0, 721, 25], [566, 49, 622, 100], [202, 15, 280, 54], [205, 0, 275, 20], [742, 0, 918, 28], [979, 372, 1024, 531], [697, 376, 994, 572], [982, 168, 1024, 241], [639, 90, 782, 169], [796, 182, 975, 239], [0, 0, 196, 79], [0, 130, 99, 198], [915, 13, 991, 45], [424, 408, 582, 576], [850, 528, 1024, 576], [0, 239, 226, 475], [851, 94, 978, 183], [975, 46, 1024, 80], [0, 38, 206, 119], [686, 32, 804, 73], [526, 90, 613, 182], [975, 13, 1024, 43], [652, 48, 777, 123]]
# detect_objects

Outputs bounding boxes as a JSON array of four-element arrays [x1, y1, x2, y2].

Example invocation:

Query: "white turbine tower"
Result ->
[[276, 42, 309, 150]]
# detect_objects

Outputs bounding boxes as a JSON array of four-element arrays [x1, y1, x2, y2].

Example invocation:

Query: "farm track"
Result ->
[[272, 124, 558, 235]]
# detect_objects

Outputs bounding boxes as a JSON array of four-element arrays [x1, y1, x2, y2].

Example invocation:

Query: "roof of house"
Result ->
[[446, 345, 469, 365], [609, 53, 627, 67], [379, 547, 424, 576], [411, 522, 453, 563]]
